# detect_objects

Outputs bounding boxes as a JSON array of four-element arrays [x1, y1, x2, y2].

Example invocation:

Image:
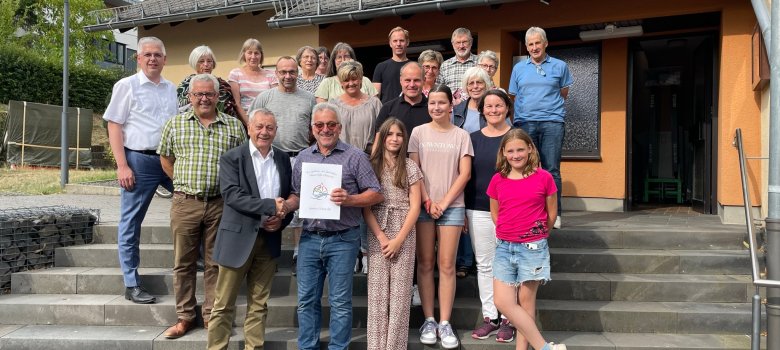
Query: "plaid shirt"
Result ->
[[158, 110, 246, 197], [438, 53, 478, 92]]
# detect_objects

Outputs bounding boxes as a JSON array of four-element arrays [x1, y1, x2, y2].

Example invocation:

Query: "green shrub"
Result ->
[[0, 44, 127, 113]]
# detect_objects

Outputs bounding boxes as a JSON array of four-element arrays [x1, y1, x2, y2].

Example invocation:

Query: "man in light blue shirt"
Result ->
[[508, 26, 573, 228]]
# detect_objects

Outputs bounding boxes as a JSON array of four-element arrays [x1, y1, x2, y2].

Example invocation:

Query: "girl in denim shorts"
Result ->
[[486, 129, 566, 350]]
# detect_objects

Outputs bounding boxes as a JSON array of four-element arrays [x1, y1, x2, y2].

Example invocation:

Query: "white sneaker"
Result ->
[[411, 284, 421, 306], [553, 216, 561, 229], [439, 321, 459, 349], [550, 343, 567, 350], [419, 318, 438, 345], [361, 255, 368, 274]]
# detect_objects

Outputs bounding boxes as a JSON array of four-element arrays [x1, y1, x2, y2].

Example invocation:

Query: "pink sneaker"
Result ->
[[471, 317, 499, 339], [496, 318, 515, 343]]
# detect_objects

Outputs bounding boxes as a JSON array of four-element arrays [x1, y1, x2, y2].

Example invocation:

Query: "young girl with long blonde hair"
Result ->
[[487, 129, 566, 350]]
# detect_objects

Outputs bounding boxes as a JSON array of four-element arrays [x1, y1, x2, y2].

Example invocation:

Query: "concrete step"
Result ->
[[11, 267, 753, 303], [93, 224, 747, 250], [550, 248, 751, 274], [0, 325, 760, 350], [53, 243, 750, 275], [0, 294, 756, 334]]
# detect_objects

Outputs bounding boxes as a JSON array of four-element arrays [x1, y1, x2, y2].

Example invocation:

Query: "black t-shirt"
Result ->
[[373, 59, 408, 103], [375, 95, 432, 136], [465, 129, 508, 211]]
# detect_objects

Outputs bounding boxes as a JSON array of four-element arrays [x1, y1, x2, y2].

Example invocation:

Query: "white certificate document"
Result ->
[[299, 162, 342, 220]]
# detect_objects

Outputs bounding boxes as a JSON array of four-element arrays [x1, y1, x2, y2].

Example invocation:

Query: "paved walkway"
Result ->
[[0, 194, 171, 226]]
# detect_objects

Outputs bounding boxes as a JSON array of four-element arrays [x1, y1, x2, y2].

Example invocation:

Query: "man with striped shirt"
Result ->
[[158, 73, 246, 339]]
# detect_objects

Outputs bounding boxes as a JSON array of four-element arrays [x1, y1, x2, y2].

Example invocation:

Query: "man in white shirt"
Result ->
[[103, 36, 178, 304], [207, 108, 296, 350]]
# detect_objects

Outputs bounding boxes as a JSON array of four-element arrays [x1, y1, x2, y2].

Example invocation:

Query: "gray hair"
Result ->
[[188, 45, 216, 71], [312, 102, 341, 123], [451, 27, 472, 43], [400, 61, 424, 79], [477, 50, 499, 68], [295, 45, 318, 68], [138, 36, 166, 56], [461, 66, 493, 91], [418, 50, 443, 66], [248, 108, 276, 124], [190, 74, 219, 92], [525, 27, 548, 45]]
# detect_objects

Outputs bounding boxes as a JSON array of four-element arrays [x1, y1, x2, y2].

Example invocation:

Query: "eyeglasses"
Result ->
[[312, 121, 340, 130], [535, 64, 546, 77], [141, 52, 164, 59], [190, 92, 217, 99], [422, 64, 439, 71], [277, 70, 298, 76], [479, 63, 497, 72]]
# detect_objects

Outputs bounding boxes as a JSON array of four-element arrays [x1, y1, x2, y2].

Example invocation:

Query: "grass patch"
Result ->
[[0, 167, 116, 195]]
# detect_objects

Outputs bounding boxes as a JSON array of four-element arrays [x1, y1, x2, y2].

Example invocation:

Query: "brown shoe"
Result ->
[[164, 319, 194, 339]]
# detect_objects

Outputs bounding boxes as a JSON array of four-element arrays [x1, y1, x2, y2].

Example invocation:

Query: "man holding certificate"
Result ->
[[290, 102, 384, 350]]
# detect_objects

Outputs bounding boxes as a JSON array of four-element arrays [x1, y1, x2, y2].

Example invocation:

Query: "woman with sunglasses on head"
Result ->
[[315, 42, 377, 103]]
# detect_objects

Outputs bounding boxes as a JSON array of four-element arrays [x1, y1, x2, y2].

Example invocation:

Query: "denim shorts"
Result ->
[[493, 238, 551, 286], [418, 207, 465, 226]]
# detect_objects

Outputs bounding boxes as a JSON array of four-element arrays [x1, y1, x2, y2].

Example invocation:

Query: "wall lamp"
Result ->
[[579, 24, 643, 41]]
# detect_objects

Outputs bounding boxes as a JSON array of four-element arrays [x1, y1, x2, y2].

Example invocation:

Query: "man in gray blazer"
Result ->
[[206, 108, 297, 350]]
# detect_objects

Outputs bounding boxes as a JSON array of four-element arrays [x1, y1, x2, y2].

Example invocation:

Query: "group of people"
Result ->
[[102, 23, 572, 350]]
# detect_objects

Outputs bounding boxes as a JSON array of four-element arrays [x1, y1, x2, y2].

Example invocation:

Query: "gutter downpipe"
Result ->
[[767, 0, 780, 348]]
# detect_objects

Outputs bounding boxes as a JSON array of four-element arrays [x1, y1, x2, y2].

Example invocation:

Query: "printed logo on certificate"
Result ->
[[299, 163, 342, 220]]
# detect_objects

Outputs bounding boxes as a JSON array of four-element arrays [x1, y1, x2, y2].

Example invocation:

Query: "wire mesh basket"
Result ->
[[0, 206, 100, 293]]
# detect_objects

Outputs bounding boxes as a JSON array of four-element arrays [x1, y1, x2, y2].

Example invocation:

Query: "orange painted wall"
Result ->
[[719, 2, 762, 206]]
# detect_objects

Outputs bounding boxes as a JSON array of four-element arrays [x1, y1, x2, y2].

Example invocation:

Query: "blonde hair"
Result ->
[[238, 38, 264, 66], [496, 129, 540, 178], [336, 61, 364, 82], [388, 26, 410, 41]]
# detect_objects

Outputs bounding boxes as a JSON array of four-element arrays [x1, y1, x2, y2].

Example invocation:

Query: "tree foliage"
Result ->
[[0, 0, 114, 66]]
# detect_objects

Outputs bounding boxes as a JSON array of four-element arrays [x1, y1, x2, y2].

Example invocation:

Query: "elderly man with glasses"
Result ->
[[508, 26, 573, 229], [158, 73, 247, 338]]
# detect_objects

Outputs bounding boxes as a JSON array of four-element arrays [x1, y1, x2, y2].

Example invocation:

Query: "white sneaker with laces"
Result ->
[[411, 284, 422, 306], [553, 216, 562, 229], [439, 321, 459, 349], [419, 318, 438, 345]]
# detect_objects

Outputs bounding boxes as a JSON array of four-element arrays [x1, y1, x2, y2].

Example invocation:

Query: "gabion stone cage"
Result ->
[[0, 206, 99, 292]]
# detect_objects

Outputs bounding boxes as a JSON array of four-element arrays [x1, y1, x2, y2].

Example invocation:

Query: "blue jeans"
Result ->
[[517, 121, 564, 215], [118, 150, 172, 287], [297, 227, 360, 350]]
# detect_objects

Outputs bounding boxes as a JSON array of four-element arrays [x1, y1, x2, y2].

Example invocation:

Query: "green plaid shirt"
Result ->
[[158, 111, 246, 197]]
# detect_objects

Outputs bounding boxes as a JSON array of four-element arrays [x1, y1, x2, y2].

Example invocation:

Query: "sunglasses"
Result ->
[[312, 121, 340, 130]]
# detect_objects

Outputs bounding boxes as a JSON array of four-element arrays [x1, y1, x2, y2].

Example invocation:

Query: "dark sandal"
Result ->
[[456, 266, 468, 278]]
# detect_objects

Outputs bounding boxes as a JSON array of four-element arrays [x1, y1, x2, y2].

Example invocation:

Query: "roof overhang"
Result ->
[[267, 0, 526, 29]]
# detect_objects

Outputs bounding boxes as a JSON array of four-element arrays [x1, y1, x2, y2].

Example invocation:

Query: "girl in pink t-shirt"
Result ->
[[486, 129, 565, 350]]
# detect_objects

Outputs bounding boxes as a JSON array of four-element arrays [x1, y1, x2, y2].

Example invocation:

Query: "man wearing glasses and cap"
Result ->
[[508, 26, 573, 229]]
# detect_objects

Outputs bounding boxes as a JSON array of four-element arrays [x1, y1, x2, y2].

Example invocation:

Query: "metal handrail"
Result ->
[[735, 128, 779, 350]]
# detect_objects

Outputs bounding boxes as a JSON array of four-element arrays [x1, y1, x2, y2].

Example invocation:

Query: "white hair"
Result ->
[[190, 74, 219, 92], [188, 45, 216, 71], [138, 36, 166, 56]]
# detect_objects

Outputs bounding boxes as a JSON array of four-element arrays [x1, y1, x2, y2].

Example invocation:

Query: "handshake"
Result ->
[[274, 197, 296, 218], [264, 197, 298, 232]]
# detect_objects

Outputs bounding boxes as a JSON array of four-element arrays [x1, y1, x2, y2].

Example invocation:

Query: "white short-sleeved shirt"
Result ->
[[103, 71, 178, 150]]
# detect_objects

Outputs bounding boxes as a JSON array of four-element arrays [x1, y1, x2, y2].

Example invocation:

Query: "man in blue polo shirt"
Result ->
[[508, 26, 573, 229]]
